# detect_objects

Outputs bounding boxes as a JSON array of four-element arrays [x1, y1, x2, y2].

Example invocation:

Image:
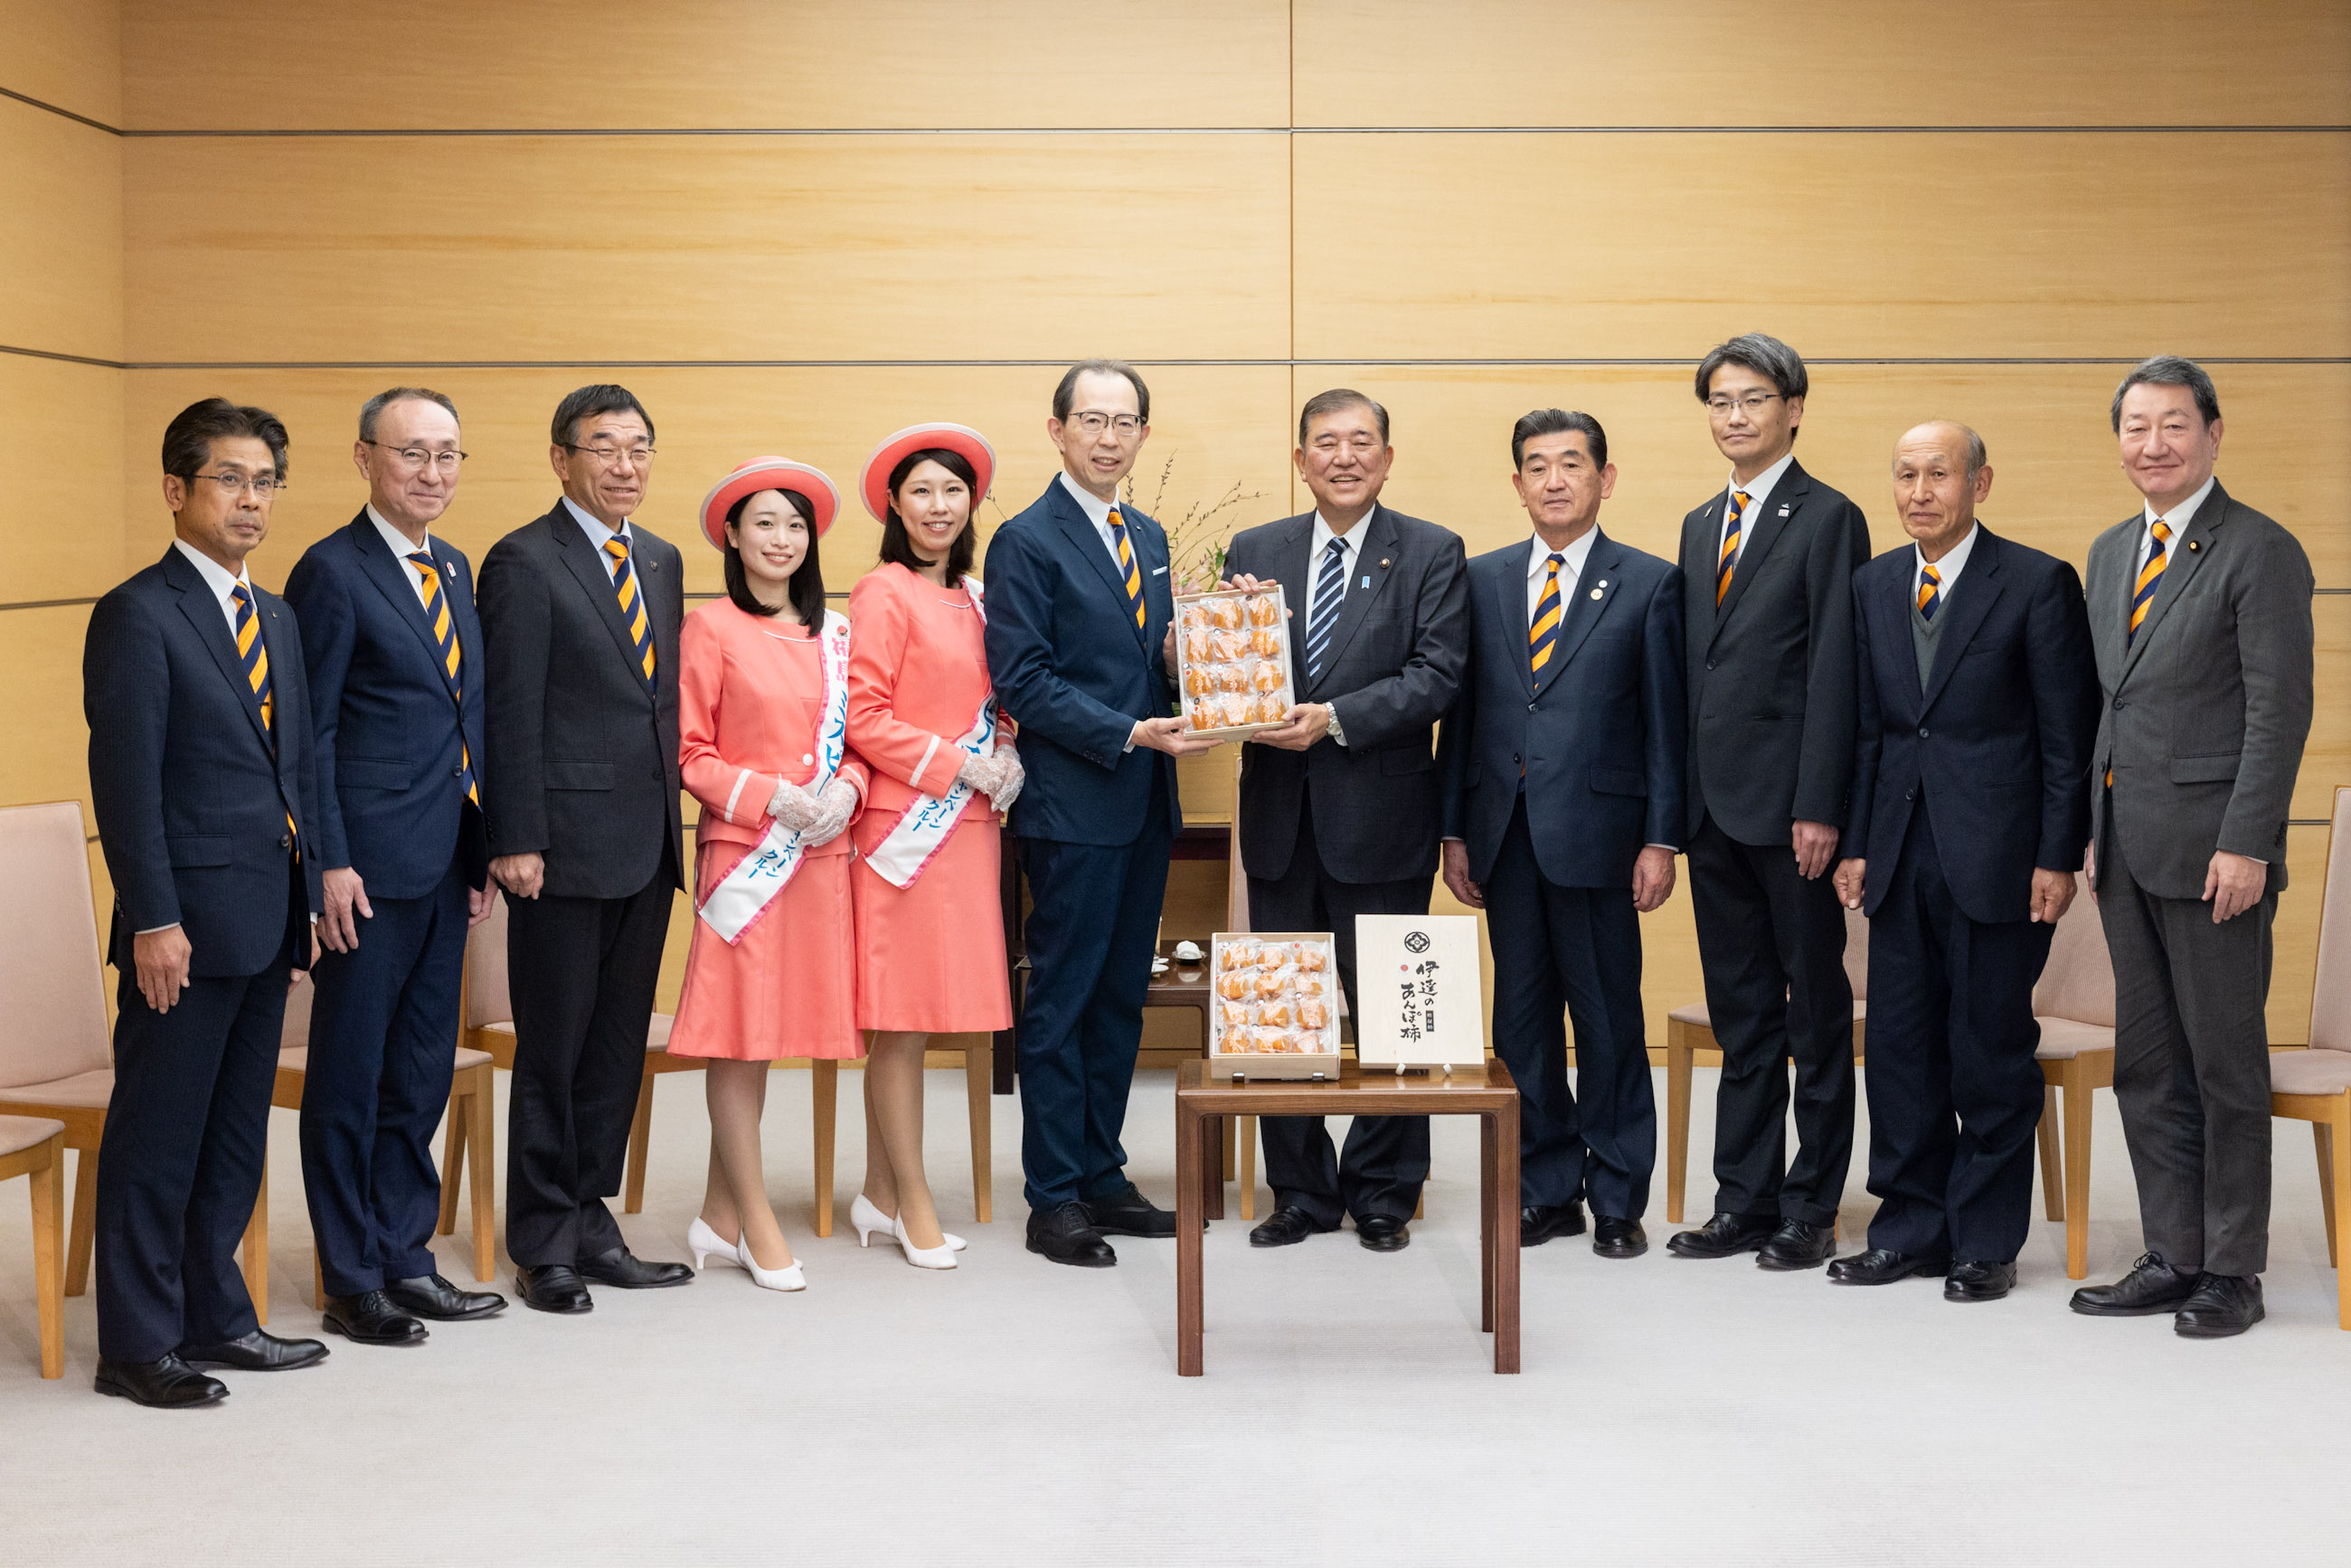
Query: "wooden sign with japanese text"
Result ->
[[1354, 914, 1486, 1069]]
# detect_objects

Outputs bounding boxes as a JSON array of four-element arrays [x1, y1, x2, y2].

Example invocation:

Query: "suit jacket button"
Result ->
[[453, 766, 465, 778], [2112, 696, 2125, 710], [1526, 701, 1536, 712], [279, 834, 292, 851], [1918, 727, 1930, 738], [1705, 660, 1717, 671]]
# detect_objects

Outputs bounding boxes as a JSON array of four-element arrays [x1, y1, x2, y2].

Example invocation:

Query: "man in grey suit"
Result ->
[[1221, 389, 1469, 1252], [2070, 356, 2313, 1338]]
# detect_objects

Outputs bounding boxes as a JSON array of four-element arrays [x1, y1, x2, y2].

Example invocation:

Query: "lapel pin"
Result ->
[[2186, 540, 2200, 553], [1589, 588, 1603, 600], [445, 561, 457, 579], [1778, 505, 1790, 517], [1380, 558, 1390, 568]]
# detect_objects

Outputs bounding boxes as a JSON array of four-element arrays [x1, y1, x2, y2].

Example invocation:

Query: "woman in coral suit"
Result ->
[[667, 457, 866, 1293], [845, 423, 1020, 1270]]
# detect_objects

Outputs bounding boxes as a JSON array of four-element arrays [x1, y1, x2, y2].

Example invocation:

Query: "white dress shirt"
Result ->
[[367, 504, 437, 608], [1525, 526, 1600, 626], [1914, 521, 1980, 606], [2139, 474, 2215, 572], [172, 537, 255, 635], [562, 495, 636, 578], [1718, 449, 1799, 570], [1308, 511, 1369, 605]]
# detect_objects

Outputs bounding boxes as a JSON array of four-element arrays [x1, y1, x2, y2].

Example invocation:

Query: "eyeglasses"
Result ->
[[562, 442, 657, 469], [364, 440, 467, 473], [1705, 392, 1782, 417], [1064, 411, 1143, 437], [192, 470, 285, 497]]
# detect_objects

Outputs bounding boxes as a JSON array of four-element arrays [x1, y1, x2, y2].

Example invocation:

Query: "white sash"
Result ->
[[864, 576, 995, 891], [696, 609, 852, 945]]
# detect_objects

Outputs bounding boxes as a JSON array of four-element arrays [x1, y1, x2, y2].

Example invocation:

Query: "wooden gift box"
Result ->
[[1173, 585, 1294, 740], [1205, 930, 1344, 1081]]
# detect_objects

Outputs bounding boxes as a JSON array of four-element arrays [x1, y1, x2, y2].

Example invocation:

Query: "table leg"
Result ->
[[1479, 1109, 1496, 1334], [1495, 1100, 1522, 1374], [1176, 1104, 1204, 1376], [1201, 1110, 1226, 1222]]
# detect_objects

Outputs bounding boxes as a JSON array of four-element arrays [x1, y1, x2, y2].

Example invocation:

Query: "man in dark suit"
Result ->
[[283, 388, 505, 1346], [1668, 332, 1871, 1271], [984, 359, 1216, 1267], [2070, 357, 2313, 1337], [1222, 390, 1468, 1253], [1438, 410, 1685, 1259], [1828, 422, 2098, 1301], [83, 398, 328, 1407], [477, 384, 692, 1313]]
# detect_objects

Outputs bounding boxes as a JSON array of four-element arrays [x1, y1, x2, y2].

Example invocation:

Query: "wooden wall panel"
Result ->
[[3, 354, 127, 600], [0, 606, 96, 824], [123, 132, 1290, 364], [1291, 1, 2351, 128], [1291, 131, 2351, 361], [0, 97, 123, 360], [0, 0, 123, 126], [121, 0, 1289, 131]]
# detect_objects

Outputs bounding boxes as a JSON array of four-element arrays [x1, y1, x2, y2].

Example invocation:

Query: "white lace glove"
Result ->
[[768, 779, 820, 832], [986, 746, 1024, 813], [956, 752, 994, 797], [799, 778, 859, 847]]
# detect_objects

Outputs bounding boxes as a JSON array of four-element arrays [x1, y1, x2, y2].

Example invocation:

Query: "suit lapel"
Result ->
[[351, 514, 453, 690], [2118, 483, 2225, 685], [1708, 463, 1810, 649], [1306, 508, 1397, 696], [1277, 515, 1317, 689], [1047, 483, 1147, 651], [1918, 528, 2005, 714], [1534, 531, 1619, 699], [164, 548, 273, 754], [1495, 547, 1536, 700], [549, 506, 656, 706]]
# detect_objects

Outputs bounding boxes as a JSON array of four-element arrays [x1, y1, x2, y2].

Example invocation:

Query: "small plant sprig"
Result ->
[[1124, 454, 1267, 594]]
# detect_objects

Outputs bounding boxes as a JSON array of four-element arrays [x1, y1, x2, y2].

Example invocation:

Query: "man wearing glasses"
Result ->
[[83, 398, 327, 1406], [985, 358, 1216, 1267], [1667, 333, 1871, 1271], [477, 385, 691, 1313], [281, 389, 505, 1347]]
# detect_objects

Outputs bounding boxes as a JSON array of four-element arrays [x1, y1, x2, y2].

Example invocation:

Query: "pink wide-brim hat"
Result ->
[[859, 422, 996, 524], [699, 458, 840, 552]]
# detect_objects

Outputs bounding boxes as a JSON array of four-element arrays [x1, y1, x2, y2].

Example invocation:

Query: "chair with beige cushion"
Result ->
[[2270, 784, 2351, 1331], [2028, 882, 2119, 1281], [0, 1114, 66, 1378], [1663, 904, 1868, 1226]]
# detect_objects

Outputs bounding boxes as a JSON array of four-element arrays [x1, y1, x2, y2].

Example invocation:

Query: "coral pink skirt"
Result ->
[[853, 817, 1011, 1034], [667, 838, 862, 1061]]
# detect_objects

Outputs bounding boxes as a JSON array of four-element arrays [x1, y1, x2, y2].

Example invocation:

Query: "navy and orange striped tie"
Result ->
[[406, 551, 478, 806], [1716, 489, 1751, 606], [233, 583, 297, 847], [1529, 553, 1564, 676], [604, 535, 656, 685], [1107, 507, 1145, 629], [1917, 563, 1942, 622], [2129, 520, 2171, 646]]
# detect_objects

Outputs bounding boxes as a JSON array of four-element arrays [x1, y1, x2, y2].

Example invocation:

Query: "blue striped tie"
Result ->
[[1304, 537, 1346, 684]]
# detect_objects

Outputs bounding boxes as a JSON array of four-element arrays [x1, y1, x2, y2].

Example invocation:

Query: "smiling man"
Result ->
[[2070, 357, 2313, 1338], [1220, 389, 1468, 1253]]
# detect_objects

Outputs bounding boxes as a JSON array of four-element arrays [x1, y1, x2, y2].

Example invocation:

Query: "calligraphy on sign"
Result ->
[[1355, 914, 1484, 1069]]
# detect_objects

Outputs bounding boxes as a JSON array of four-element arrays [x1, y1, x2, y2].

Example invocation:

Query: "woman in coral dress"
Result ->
[[667, 457, 867, 1293], [846, 423, 1020, 1270]]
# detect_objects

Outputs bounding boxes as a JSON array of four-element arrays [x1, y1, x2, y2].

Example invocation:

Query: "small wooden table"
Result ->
[[1173, 1058, 1522, 1375]]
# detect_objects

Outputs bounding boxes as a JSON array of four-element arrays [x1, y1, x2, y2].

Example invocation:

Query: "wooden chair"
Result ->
[[2271, 784, 2351, 1330], [2029, 883, 2118, 1280], [0, 1115, 66, 1378], [1663, 904, 1868, 1224]]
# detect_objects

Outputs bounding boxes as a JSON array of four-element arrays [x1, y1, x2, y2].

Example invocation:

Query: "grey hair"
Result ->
[[2110, 354, 2220, 433], [359, 386, 459, 442], [1052, 359, 1151, 424], [1695, 332, 1810, 403], [1894, 421, 1988, 478], [1297, 387, 1390, 447]]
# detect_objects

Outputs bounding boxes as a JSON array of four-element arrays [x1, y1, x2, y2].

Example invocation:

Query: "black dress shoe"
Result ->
[[1083, 1181, 1177, 1238], [1356, 1214, 1411, 1252], [1827, 1247, 1950, 1286], [1944, 1260, 2018, 1301], [579, 1246, 693, 1289], [2069, 1251, 2201, 1317], [176, 1328, 330, 1371], [1519, 1204, 1587, 1247], [1592, 1216, 1648, 1259], [1250, 1206, 1331, 1248], [1666, 1211, 1776, 1259], [321, 1290, 429, 1346], [385, 1273, 507, 1321], [1027, 1201, 1117, 1268], [514, 1263, 594, 1314], [1757, 1219, 1837, 1270], [95, 1353, 228, 1409], [2175, 1273, 2264, 1338]]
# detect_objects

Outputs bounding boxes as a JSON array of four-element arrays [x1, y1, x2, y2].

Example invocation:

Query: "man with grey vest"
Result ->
[[2071, 356, 2313, 1337]]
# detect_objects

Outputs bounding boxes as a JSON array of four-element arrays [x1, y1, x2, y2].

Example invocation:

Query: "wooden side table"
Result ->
[[1173, 1059, 1521, 1374]]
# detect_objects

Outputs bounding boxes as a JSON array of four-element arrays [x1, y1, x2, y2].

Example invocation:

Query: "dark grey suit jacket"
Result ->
[[2086, 479, 2313, 899], [477, 503, 685, 901], [1224, 505, 1469, 884], [1677, 458, 1870, 845]]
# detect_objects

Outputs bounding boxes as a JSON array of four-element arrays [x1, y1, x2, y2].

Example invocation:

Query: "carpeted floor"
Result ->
[[1, 1063, 2342, 1566]]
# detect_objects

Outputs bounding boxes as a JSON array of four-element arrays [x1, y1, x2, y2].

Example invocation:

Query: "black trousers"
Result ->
[[1485, 798, 1654, 1217], [96, 925, 295, 1363], [503, 849, 675, 1267], [1249, 799, 1431, 1228], [1686, 814, 1855, 1225], [299, 855, 470, 1297], [2100, 815, 2277, 1278], [1862, 813, 2053, 1263]]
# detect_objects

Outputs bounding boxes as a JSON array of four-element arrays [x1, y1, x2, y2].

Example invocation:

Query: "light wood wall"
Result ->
[[5, 0, 2346, 1044]]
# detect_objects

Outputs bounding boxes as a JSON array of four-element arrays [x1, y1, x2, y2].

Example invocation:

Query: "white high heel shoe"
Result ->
[[739, 1237, 807, 1293], [892, 1212, 957, 1270], [851, 1193, 967, 1252], [686, 1216, 741, 1271]]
